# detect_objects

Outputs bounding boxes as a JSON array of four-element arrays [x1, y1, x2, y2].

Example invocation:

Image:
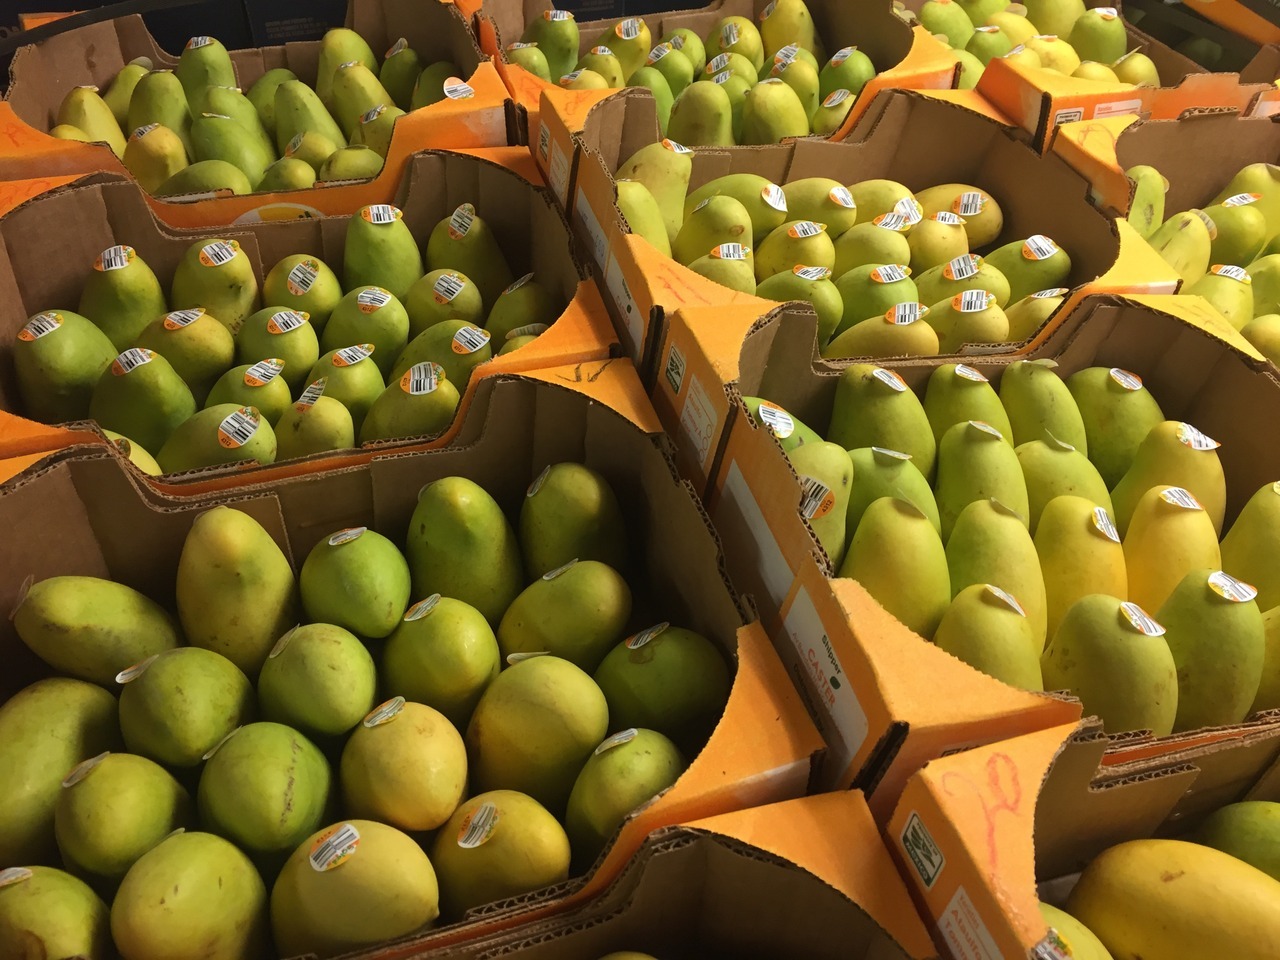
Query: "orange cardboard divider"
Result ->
[[481, 0, 956, 164], [1183, 0, 1280, 47], [0, 1, 514, 203], [0, 149, 618, 486], [888, 715, 1280, 959], [700, 293, 1280, 810], [0, 366, 823, 957]]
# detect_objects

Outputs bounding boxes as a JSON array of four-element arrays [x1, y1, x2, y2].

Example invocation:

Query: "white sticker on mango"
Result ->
[[1208, 571, 1258, 603], [287, 259, 320, 295], [626, 622, 670, 649], [870, 264, 910, 283], [945, 254, 980, 280], [872, 367, 908, 392], [243, 358, 284, 387], [1092, 507, 1120, 542], [333, 344, 375, 366], [1160, 486, 1203, 510], [199, 240, 239, 267], [1177, 422, 1220, 450], [362, 204, 401, 225], [756, 401, 794, 438], [19, 312, 62, 341], [363, 697, 405, 727], [799, 476, 835, 519], [762, 183, 788, 211], [112, 348, 154, 376], [457, 802, 499, 848], [1109, 367, 1143, 390], [1022, 235, 1059, 260], [984, 584, 1026, 616], [404, 595, 441, 621], [217, 407, 260, 449], [95, 244, 134, 271], [886, 302, 925, 325], [268, 310, 308, 334], [1120, 601, 1165, 636], [401, 362, 443, 395], [452, 326, 490, 354], [594, 728, 639, 754], [955, 364, 987, 382], [310, 823, 360, 871]]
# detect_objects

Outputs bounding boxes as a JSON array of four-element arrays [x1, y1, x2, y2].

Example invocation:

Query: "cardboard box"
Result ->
[[572, 85, 1177, 392], [697, 292, 1280, 806], [0, 149, 619, 489], [1180, 0, 1280, 49], [888, 717, 1280, 960], [0, 363, 824, 953], [420, 792, 940, 960], [0, 1, 515, 211], [1050, 108, 1280, 228], [961, 0, 1280, 152], [481, 0, 962, 168]]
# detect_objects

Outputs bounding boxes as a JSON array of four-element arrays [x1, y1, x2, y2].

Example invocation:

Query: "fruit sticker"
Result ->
[[712, 70, 733, 84], [433, 272, 467, 303], [401, 362, 444, 396], [506, 273, 534, 294], [968, 420, 1005, 440], [131, 123, 160, 141], [1193, 209, 1218, 240], [647, 43, 672, 64], [18, 312, 62, 341], [616, 18, 642, 39], [457, 802, 499, 848], [0, 868, 32, 888], [872, 446, 912, 461], [199, 240, 239, 267], [542, 559, 578, 580], [287, 258, 320, 295], [1108, 367, 1142, 390], [527, 465, 551, 497], [1160, 486, 1203, 510], [756, 401, 794, 438], [590, 45, 614, 56], [201, 727, 240, 761], [360, 104, 386, 125], [984, 584, 1027, 616], [895, 197, 924, 225], [544, 9, 573, 20], [886, 302, 925, 325], [831, 46, 855, 65], [594, 728, 639, 755], [362, 697, 406, 727], [1223, 193, 1261, 207], [1022, 235, 1059, 260], [452, 326, 491, 354], [1045, 434, 1076, 452], [187, 35, 214, 48], [761, 0, 777, 18], [295, 379, 326, 411], [1096, 6, 1118, 16], [788, 221, 826, 239], [626, 622, 670, 649], [328, 527, 367, 546], [333, 344, 375, 366], [112, 348, 154, 376], [761, 183, 788, 212], [357, 287, 392, 313], [823, 89, 852, 107], [945, 254, 980, 280], [711, 243, 749, 260], [506, 651, 550, 664], [309, 823, 361, 871], [62, 751, 109, 787], [243, 358, 284, 387], [1033, 287, 1069, 299], [872, 367, 908, 392], [955, 192, 986, 216], [362, 204, 402, 225], [1120, 601, 1165, 636], [706, 53, 732, 74], [269, 625, 300, 658], [721, 21, 740, 46], [874, 212, 911, 232], [1210, 264, 1250, 283], [793, 265, 833, 281], [404, 594, 441, 621], [1208, 571, 1258, 603], [1092, 507, 1120, 543], [1177, 422, 1220, 451], [217, 407, 261, 449], [661, 138, 692, 154], [799, 476, 835, 519], [829, 186, 855, 209], [387, 38, 408, 57], [955, 364, 987, 382], [115, 654, 159, 684], [956, 290, 995, 313], [931, 211, 965, 226], [774, 44, 799, 68], [95, 244, 135, 272], [267, 310, 308, 334]]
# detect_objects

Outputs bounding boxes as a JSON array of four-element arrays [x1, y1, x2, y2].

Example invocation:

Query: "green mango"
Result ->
[[128, 70, 193, 160], [352, 103, 404, 159], [318, 144, 384, 182], [198, 85, 277, 162], [425, 203, 514, 308], [521, 9, 580, 81], [56, 85, 125, 158], [274, 80, 347, 155], [828, 363, 937, 479], [315, 27, 378, 109], [392, 319, 493, 389], [237, 308, 320, 393], [170, 237, 261, 334], [344, 203, 424, 300], [380, 38, 423, 110], [191, 113, 272, 185], [263, 255, 343, 330], [134, 307, 235, 404], [206, 361, 292, 425], [934, 419, 1028, 541], [0, 866, 112, 959], [103, 58, 152, 128], [664, 28, 706, 74], [788, 440, 855, 566], [256, 156, 317, 192], [647, 42, 695, 98], [175, 35, 237, 106], [301, 526, 411, 639], [155, 158, 253, 197], [519, 462, 628, 578], [739, 78, 809, 144], [410, 61, 461, 109], [123, 122, 189, 193], [246, 67, 297, 138], [156, 402, 278, 473], [90, 348, 197, 454], [756, 269, 843, 344], [329, 62, 395, 139], [498, 559, 632, 671], [305, 346, 386, 433], [845, 446, 940, 540], [820, 46, 876, 100], [324, 286, 411, 377], [576, 47, 626, 88], [12, 310, 115, 423], [674, 194, 753, 265], [506, 43, 551, 82], [359, 362, 461, 444], [935, 583, 1044, 690], [275, 391, 355, 460], [485, 275, 559, 343], [667, 80, 734, 147]]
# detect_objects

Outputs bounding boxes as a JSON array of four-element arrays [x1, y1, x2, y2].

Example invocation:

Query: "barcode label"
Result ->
[[648, 43, 671, 64], [96, 244, 132, 271], [402, 362, 442, 395], [286, 132, 305, 155], [1160, 486, 1202, 510], [559, 71, 583, 85], [287, 259, 319, 294], [794, 265, 832, 280], [163, 308, 205, 330], [1177, 422, 1220, 450], [62, 751, 109, 787], [968, 420, 1005, 440], [364, 204, 400, 224], [1121, 602, 1165, 637], [946, 254, 979, 280], [1108, 367, 1142, 390], [404, 594, 441, 621], [244, 358, 284, 386], [1211, 264, 1250, 282], [309, 823, 360, 871], [444, 78, 476, 100], [1224, 193, 1260, 207], [1208, 571, 1258, 603], [761, 0, 778, 17], [217, 407, 260, 449], [361, 104, 385, 124], [544, 8, 573, 19], [707, 53, 730, 73], [200, 241, 237, 267], [958, 290, 993, 312], [358, 287, 392, 312], [434, 272, 466, 302], [662, 138, 692, 154], [131, 123, 159, 140], [829, 186, 855, 208], [0, 868, 33, 889], [757, 401, 794, 438], [799, 476, 834, 519], [895, 197, 923, 224], [1023, 235, 1058, 260], [387, 37, 408, 57], [543, 559, 578, 580], [506, 322, 549, 339], [823, 88, 852, 107], [333, 344, 374, 366], [296, 378, 326, 410], [1032, 934, 1072, 960], [19, 312, 62, 340], [328, 527, 366, 546], [1092, 507, 1120, 542], [873, 367, 907, 392], [507, 41, 536, 50], [721, 22, 740, 46], [506, 272, 534, 293], [774, 44, 799, 67], [457, 802, 499, 848], [957, 191, 985, 216], [268, 310, 307, 334], [187, 35, 213, 48], [874, 213, 909, 231], [888, 302, 922, 324], [985, 584, 1026, 616], [762, 183, 788, 211], [449, 203, 476, 238], [1034, 287, 1069, 299], [789, 220, 824, 238], [872, 446, 911, 460], [832, 46, 854, 65], [595, 728, 638, 754], [670, 33, 685, 49], [617, 17, 642, 39], [713, 243, 748, 260], [871, 264, 909, 283], [626, 622, 670, 649], [590, 45, 614, 56], [112, 348, 153, 375], [116, 654, 158, 684], [363, 697, 405, 727], [713, 70, 732, 84], [452, 326, 491, 354], [950, 366, 984, 384], [932, 211, 964, 225]]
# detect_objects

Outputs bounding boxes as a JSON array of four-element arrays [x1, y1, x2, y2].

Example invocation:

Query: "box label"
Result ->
[[549, 140, 571, 208], [678, 372, 717, 471], [1051, 107, 1084, 126], [901, 811, 945, 888], [719, 461, 793, 608], [604, 250, 642, 356], [665, 342, 686, 395], [1092, 98, 1143, 120], [940, 886, 1002, 960], [576, 188, 609, 268]]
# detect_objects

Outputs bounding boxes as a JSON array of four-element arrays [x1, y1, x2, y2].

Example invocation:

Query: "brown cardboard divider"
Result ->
[[570, 85, 1141, 384], [888, 717, 1280, 958], [0, 1, 515, 208], [0, 148, 620, 487], [0, 365, 823, 956], [702, 292, 1280, 808], [417, 792, 940, 960]]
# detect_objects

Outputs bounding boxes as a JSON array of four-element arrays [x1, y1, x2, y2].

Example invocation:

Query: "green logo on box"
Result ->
[[901, 812, 944, 888]]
